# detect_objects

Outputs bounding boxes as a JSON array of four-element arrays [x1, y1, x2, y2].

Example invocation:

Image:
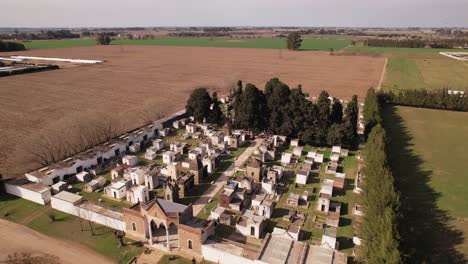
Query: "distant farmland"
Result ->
[[0, 45, 384, 175], [342, 45, 468, 91], [23, 37, 351, 51]]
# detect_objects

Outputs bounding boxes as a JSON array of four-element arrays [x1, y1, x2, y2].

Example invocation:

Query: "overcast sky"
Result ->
[[2, 0, 467, 28]]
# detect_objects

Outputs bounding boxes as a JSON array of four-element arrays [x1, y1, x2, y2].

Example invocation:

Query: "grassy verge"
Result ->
[[0, 195, 143, 263]]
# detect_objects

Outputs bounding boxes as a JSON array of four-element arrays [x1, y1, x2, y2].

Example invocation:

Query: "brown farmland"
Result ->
[[0, 45, 386, 175]]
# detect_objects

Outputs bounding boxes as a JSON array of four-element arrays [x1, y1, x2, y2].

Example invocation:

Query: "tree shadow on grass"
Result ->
[[383, 105, 466, 263]]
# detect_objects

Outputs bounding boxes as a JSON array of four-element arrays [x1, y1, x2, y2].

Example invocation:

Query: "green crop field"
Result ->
[[345, 45, 464, 55], [383, 106, 468, 261], [23, 37, 350, 51], [342, 45, 468, 91], [382, 57, 468, 90]]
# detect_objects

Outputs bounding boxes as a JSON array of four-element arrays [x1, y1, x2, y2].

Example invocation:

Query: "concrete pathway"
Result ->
[[192, 138, 265, 216]]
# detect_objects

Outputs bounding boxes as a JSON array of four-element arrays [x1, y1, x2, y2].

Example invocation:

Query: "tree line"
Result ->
[[366, 38, 468, 49], [0, 30, 80, 40], [185, 79, 359, 148], [360, 88, 401, 263], [380, 89, 468, 112], [0, 41, 26, 52]]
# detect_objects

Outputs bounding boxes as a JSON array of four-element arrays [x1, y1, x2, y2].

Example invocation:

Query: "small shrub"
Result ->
[[48, 213, 56, 223]]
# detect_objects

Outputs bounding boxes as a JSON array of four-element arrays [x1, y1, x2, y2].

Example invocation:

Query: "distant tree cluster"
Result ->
[[435, 28, 468, 37], [0, 41, 26, 52], [287, 32, 302, 50], [230, 78, 359, 148], [96, 33, 112, 45], [185, 88, 225, 125], [381, 89, 468, 112], [42, 30, 80, 39], [366, 38, 468, 49], [2, 30, 80, 40], [167, 32, 230, 37]]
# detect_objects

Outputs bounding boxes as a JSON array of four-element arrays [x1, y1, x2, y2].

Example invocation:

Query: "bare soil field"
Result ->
[[0, 45, 385, 175], [0, 219, 113, 264]]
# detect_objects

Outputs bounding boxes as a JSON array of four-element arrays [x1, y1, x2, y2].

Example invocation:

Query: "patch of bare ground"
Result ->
[[0, 219, 113, 264]]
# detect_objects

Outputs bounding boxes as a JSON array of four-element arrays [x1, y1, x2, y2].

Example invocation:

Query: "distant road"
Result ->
[[0, 219, 113, 264]]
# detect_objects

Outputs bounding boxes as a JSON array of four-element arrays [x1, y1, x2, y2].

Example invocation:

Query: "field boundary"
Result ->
[[377, 58, 388, 90]]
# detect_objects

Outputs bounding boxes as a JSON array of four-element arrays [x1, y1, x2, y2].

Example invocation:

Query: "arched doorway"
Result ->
[[150, 220, 167, 246]]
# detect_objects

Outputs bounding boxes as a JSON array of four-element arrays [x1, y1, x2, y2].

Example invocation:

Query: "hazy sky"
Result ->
[[2, 0, 467, 28]]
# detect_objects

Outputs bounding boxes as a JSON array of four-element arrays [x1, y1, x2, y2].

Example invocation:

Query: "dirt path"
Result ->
[[0, 219, 114, 264], [192, 138, 265, 215], [377, 58, 388, 90]]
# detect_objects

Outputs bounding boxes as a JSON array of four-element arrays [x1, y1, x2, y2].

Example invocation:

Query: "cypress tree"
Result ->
[[330, 100, 344, 124], [360, 124, 401, 263], [186, 88, 212, 123], [208, 92, 225, 126], [363, 88, 382, 137], [236, 83, 268, 132], [264, 78, 291, 135], [315, 91, 331, 145], [343, 95, 359, 147]]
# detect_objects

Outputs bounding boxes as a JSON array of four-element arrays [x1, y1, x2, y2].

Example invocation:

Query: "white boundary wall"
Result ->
[[51, 196, 126, 231], [5, 183, 51, 205], [10, 56, 104, 64], [439, 52, 468, 61], [202, 242, 267, 264]]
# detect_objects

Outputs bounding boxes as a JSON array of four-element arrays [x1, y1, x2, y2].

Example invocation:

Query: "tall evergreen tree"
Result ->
[[299, 101, 319, 145], [327, 123, 345, 145], [359, 124, 401, 263], [343, 95, 359, 147], [288, 86, 309, 137], [363, 88, 382, 137], [315, 91, 331, 145], [185, 88, 212, 123], [235, 84, 268, 132], [330, 100, 344, 124], [231, 81, 243, 123], [286, 32, 303, 50], [264, 78, 291, 135], [208, 92, 225, 126]]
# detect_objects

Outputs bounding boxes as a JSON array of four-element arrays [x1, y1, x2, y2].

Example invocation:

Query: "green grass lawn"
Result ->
[[0, 195, 143, 263], [343, 45, 468, 91], [23, 37, 350, 51], [383, 105, 468, 262], [382, 57, 468, 91], [344, 45, 464, 55]]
